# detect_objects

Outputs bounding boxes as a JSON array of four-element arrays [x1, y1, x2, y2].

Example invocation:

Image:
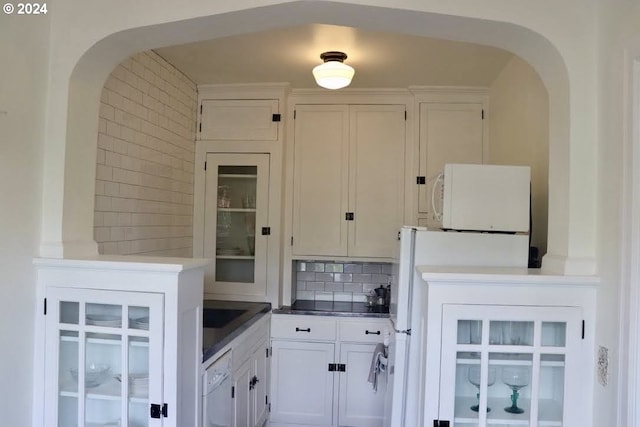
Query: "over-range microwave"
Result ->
[[431, 163, 531, 233]]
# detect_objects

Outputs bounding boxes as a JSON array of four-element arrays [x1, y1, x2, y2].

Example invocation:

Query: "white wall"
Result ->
[[0, 11, 48, 427], [94, 51, 197, 257], [489, 55, 549, 257]]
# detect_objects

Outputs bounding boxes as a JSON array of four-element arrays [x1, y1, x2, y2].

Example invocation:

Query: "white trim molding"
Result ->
[[619, 43, 640, 427]]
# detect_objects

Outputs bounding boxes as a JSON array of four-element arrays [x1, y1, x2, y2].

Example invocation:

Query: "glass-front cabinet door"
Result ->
[[44, 288, 164, 427], [203, 153, 270, 297], [438, 305, 582, 427]]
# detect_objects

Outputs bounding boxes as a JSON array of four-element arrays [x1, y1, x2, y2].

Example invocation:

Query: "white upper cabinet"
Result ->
[[203, 153, 270, 298], [348, 105, 406, 258], [199, 99, 280, 141], [292, 104, 350, 257], [417, 102, 485, 227], [292, 104, 406, 259]]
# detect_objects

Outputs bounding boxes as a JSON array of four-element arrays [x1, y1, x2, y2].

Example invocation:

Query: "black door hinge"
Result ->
[[345, 212, 354, 221], [434, 421, 450, 427], [582, 320, 585, 339], [200, 104, 203, 114], [294, 110, 297, 119], [231, 386, 235, 399], [265, 395, 268, 404], [290, 236, 294, 246], [272, 113, 281, 122], [268, 403, 271, 412], [204, 161, 207, 171], [150, 403, 167, 418], [199, 122, 202, 132], [43, 298, 47, 315], [405, 110, 407, 120], [266, 347, 270, 358], [417, 176, 426, 185], [328, 363, 346, 372], [262, 227, 271, 236], [481, 109, 485, 120]]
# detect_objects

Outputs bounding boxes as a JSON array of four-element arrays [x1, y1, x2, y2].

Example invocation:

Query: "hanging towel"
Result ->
[[368, 342, 387, 392]]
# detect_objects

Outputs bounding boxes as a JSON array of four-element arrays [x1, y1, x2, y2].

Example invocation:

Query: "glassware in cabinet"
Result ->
[[46, 289, 163, 427], [441, 306, 579, 427], [204, 153, 270, 296]]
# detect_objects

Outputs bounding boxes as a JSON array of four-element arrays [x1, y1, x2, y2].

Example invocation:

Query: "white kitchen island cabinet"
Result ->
[[291, 104, 406, 260], [416, 267, 597, 427], [34, 256, 207, 427], [270, 314, 388, 427]]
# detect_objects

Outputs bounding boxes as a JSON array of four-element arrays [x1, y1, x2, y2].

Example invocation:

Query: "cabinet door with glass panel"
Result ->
[[437, 304, 583, 427], [203, 153, 269, 297], [44, 287, 164, 427]]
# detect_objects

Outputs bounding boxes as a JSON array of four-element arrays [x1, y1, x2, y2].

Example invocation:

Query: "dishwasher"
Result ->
[[202, 350, 232, 427]]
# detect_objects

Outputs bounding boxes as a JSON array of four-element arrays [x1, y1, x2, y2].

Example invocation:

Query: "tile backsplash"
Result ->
[[293, 261, 393, 302]]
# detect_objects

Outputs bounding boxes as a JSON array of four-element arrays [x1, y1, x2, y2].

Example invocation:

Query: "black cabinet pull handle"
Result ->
[[365, 330, 381, 335], [295, 327, 311, 332]]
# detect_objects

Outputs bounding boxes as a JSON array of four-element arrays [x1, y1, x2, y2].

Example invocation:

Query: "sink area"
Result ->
[[203, 308, 248, 328], [202, 300, 271, 362]]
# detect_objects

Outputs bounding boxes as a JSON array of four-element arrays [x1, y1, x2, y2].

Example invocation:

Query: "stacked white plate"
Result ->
[[129, 373, 149, 397], [130, 316, 149, 330], [217, 247, 242, 256], [86, 314, 121, 327]]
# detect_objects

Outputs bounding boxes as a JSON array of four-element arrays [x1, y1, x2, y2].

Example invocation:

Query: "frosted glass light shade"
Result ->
[[312, 61, 355, 90]]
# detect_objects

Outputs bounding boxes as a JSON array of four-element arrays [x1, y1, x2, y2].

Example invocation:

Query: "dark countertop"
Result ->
[[273, 300, 390, 318], [202, 300, 271, 363]]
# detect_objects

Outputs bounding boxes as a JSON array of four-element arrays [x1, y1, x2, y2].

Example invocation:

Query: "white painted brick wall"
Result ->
[[94, 51, 197, 257]]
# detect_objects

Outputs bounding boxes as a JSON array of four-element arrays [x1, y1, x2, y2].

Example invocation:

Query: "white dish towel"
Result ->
[[367, 342, 387, 392]]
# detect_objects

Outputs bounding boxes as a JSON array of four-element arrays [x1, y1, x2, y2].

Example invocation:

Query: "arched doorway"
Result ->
[[42, 1, 579, 274]]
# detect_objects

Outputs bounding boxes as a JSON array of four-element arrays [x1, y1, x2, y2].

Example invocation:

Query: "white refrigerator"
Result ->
[[383, 227, 529, 427]]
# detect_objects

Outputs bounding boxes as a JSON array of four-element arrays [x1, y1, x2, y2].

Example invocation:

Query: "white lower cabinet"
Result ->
[[417, 269, 597, 427], [231, 315, 270, 427], [337, 343, 387, 427], [35, 257, 206, 427], [233, 358, 253, 427], [270, 315, 388, 427]]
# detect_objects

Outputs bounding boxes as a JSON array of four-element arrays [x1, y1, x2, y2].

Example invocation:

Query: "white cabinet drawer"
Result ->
[[271, 315, 336, 341], [339, 319, 388, 343]]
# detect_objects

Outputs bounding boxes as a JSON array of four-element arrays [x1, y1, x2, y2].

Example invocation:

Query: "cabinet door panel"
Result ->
[[270, 340, 335, 425], [439, 305, 582, 427], [292, 105, 349, 256], [45, 288, 164, 427], [349, 105, 405, 258], [418, 103, 484, 224], [253, 342, 269, 427], [232, 358, 252, 427], [200, 99, 279, 141], [203, 153, 269, 297], [338, 343, 386, 427]]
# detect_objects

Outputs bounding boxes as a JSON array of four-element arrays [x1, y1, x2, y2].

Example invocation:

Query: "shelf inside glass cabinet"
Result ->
[[456, 352, 566, 367], [454, 396, 563, 426]]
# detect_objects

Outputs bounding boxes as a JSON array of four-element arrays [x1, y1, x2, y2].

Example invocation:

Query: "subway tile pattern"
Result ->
[[93, 51, 197, 257], [294, 261, 393, 302]]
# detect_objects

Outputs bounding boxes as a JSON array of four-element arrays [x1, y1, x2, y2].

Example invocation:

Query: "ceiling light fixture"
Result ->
[[312, 51, 355, 90]]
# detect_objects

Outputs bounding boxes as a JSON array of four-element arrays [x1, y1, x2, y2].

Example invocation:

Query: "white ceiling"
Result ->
[[154, 24, 514, 88]]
